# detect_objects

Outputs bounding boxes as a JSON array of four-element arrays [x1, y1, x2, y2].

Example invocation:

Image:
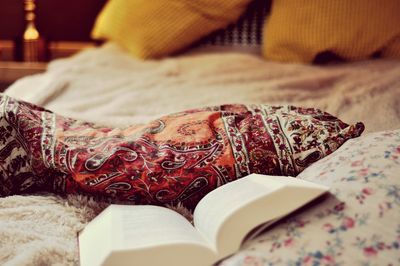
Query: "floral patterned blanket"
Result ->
[[221, 130, 400, 266]]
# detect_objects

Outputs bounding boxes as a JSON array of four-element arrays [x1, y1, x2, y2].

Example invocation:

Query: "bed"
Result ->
[[1, 1, 400, 265]]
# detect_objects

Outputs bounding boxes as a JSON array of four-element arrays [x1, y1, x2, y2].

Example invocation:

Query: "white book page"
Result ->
[[193, 174, 329, 254], [111, 205, 210, 250], [193, 174, 283, 249]]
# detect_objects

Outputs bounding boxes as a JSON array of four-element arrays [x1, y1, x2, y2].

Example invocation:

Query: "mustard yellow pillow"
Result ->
[[92, 0, 252, 59], [262, 0, 400, 63]]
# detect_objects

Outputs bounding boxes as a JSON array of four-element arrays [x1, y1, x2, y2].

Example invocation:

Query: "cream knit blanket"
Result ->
[[7, 43, 400, 132]]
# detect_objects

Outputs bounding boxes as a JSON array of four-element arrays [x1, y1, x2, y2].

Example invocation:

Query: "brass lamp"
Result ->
[[23, 0, 45, 62]]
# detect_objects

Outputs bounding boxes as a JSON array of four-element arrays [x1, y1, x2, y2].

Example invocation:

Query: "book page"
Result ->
[[112, 205, 210, 250], [193, 175, 281, 247], [193, 174, 329, 258], [79, 205, 216, 266]]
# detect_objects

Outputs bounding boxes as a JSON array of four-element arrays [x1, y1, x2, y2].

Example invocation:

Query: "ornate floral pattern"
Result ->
[[0, 95, 363, 209], [220, 130, 400, 266]]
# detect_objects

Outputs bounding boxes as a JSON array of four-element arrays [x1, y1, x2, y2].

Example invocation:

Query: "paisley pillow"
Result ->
[[0, 95, 364, 209]]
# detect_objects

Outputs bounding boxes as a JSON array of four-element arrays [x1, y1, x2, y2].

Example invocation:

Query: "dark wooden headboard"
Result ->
[[0, 0, 107, 41]]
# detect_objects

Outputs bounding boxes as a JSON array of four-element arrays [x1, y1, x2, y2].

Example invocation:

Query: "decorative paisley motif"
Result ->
[[84, 146, 138, 171], [161, 159, 186, 170], [85, 172, 122, 187], [105, 182, 132, 196], [175, 176, 209, 202], [177, 120, 210, 136], [146, 119, 165, 134], [155, 176, 209, 203]]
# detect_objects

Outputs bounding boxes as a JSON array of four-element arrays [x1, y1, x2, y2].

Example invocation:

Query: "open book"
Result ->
[[79, 174, 329, 266]]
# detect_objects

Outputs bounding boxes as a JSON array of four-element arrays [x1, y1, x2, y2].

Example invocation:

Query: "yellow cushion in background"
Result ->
[[262, 0, 400, 63], [91, 0, 252, 59]]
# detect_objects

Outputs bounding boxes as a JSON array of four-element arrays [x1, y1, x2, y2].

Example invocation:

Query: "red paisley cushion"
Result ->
[[0, 95, 364, 209]]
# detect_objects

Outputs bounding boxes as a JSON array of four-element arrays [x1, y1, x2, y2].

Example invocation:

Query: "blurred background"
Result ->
[[0, 0, 107, 90], [0, 0, 106, 61]]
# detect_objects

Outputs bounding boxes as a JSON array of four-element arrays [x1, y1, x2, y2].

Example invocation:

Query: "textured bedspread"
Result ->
[[1, 43, 400, 265], [6, 43, 400, 132]]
